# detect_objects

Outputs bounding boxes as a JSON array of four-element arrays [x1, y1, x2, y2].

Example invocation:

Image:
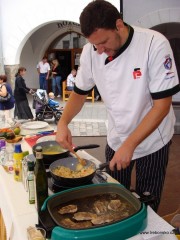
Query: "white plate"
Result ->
[[36, 135, 56, 143], [21, 121, 49, 130]]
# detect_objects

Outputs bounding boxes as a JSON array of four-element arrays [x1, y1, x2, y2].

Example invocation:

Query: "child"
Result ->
[[67, 69, 76, 91], [48, 92, 59, 108]]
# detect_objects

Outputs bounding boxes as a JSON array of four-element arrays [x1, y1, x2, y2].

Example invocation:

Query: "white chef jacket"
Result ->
[[74, 25, 180, 159]]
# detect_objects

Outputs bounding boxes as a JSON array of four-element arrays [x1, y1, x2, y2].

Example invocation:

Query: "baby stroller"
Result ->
[[32, 89, 63, 124]]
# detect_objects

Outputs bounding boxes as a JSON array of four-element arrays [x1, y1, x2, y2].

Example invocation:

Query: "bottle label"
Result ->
[[28, 179, 35, 201], [36, 152, 43, 159]]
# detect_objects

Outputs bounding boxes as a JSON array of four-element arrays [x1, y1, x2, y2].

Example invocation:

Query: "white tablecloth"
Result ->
[[0, 140, 177, 240]]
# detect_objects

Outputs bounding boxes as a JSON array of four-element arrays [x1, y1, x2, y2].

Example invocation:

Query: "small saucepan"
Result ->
[[49, 157, 109, 187], [32, 140, 100, 166]]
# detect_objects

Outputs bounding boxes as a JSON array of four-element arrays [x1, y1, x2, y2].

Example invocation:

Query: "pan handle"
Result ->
[[97, 162, 110, 171], [74, 144, 100, 152]]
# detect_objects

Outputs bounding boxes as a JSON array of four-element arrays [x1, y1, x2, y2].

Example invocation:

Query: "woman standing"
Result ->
[[0, 75, 15, 121], [14, 67, 34, 119], [51, 59, 63, 97]]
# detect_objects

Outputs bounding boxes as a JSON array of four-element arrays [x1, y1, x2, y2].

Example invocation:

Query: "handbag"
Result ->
[[0, 84, 11, 102]]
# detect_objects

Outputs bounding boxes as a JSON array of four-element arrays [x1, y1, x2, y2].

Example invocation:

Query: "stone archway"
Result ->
[[133, 8, 180, 28], [5, 21, 83, 89]]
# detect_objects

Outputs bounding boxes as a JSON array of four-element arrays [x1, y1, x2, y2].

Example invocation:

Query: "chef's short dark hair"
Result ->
[[80, 0, 122, 37]]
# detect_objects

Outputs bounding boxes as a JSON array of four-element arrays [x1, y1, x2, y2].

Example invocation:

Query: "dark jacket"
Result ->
[[53, 65, 64, 78], [14, 75, 30, 101], [0, 83, 15, 110]]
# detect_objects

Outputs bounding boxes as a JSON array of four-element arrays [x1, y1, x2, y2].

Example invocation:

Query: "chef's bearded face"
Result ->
[[88, 28, 123, 57]]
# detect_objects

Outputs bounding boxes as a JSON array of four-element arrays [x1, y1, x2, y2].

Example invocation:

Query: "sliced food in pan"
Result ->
[[58, 204, 78, 214], [93, 200, 109, 214], [73, 212, 97, 221], [108, 199, 122, 211], [91, 214, 114, 225], [60, 218, 93, 229]]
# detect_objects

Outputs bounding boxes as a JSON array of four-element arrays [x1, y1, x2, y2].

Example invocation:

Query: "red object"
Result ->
[[133, 68, 142, 79], [24, 133, 56, 147], [108, 56, 113, 61]]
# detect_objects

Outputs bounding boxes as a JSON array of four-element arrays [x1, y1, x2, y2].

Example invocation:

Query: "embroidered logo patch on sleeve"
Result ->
[[164, 54, 172, 70]]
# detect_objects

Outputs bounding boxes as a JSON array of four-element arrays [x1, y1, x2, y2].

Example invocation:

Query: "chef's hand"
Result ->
[[109, 142, 135, 171], [56, 123, 73, 151]]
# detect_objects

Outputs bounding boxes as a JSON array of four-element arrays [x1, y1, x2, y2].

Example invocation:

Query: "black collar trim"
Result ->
[[105, 24, 134, 65]]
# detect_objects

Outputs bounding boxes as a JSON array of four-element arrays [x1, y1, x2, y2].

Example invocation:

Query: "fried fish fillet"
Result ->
[[93, 200, 108, 214], [60, 218, 92, 229], [58, 204, 78, 214], [91, 214, 114, 225], [108, 199, 122, 211], [73, 212, 97, 221]]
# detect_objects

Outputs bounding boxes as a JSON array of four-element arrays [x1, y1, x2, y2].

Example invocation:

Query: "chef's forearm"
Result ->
[[123, 97, 172, 150], [58, 91, 87, 126]]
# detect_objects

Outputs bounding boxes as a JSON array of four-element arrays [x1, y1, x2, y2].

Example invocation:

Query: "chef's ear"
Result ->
[[116, 19, 123, 31]]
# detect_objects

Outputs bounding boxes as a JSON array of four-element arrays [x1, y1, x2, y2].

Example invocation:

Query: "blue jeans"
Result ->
[[67, 86, 74, 91], [52, 76, 62, 96], [39, 73, 47, 90]]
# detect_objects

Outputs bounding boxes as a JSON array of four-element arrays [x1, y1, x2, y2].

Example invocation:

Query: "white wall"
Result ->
[[20, 39, 39, 89], [0, 0, 119, 65], [123, 0, 180, 27], [53, 33, 86, 49]]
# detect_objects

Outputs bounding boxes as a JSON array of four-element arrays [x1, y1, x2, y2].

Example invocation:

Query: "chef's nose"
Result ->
[[94, 44, 105, 54]]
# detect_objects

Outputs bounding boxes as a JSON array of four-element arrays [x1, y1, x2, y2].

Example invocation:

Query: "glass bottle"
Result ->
[[0, 139, 7, 166], [34, 146, 48, 212], [27, 161, 35, 204]]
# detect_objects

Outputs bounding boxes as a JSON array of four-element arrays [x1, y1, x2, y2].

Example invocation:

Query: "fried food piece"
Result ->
[[58, 204, 78, 214], [60, 218, 92, 229], [91, 214, 114, 225], [60, 218, 76, 227], [108, 199, 122, 211], [94, 200, 108, 214], [73, 212, 97, 221]]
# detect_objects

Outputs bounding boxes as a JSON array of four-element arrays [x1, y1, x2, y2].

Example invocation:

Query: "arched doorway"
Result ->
[[47, 31, 86, 78], [19, 21, 85, 90]]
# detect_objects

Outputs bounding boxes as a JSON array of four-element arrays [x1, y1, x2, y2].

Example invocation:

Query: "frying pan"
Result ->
[[32, 141, 100, 165], [49, 157, 109, 187], [39, 183, 147, 240]]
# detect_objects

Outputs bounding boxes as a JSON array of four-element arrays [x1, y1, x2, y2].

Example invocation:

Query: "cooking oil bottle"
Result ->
[[34, 146, 48, 212], [13, 144, 23, 181]]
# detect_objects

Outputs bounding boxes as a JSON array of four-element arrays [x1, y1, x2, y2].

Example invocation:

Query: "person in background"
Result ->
[[67, 69, 76, 91], [48, 92, 59, 109], [0, 75, 15, 121], [51, 59, 63, 97], [14, 67, 34, 119], [56, 0, 180, 212], [37, 56, 50, 91]]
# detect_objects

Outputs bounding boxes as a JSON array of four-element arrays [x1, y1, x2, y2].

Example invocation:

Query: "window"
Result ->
[[73, 37, 79, 48], [63, 41, 70, 49]]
